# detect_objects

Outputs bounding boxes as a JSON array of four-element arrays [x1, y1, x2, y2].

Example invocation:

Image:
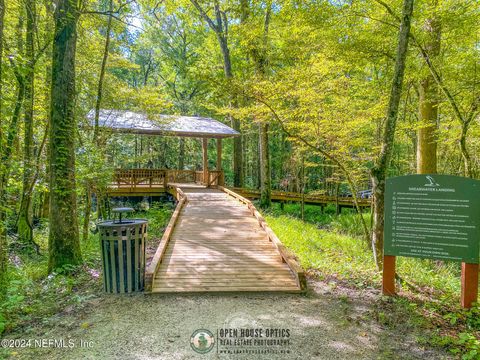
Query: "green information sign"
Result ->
[[384, 175, 480, 263]]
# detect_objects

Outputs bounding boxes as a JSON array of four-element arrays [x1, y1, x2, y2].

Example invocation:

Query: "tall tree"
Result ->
[[370, 0, 415, 270], [259, 123, 271, 207], [84, 0, 115, 241], [93, 0, 114, 143], [190, 0, 243, 186], [17, 0, 37, 250], [48, 0, 82, 271], [417, 1, 440, 174], [252, 1, 272, 208]]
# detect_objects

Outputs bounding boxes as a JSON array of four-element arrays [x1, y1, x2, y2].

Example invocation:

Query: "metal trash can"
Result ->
[[98, 208, 147, 293]]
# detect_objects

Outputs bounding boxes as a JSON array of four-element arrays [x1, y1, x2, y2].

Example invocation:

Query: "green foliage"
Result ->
[[264, 209, 375, 282], [0, 231, 101, 336], [264, 204, 479, 357], [264, 202, 370, 238], [138, 201, 174, 235]]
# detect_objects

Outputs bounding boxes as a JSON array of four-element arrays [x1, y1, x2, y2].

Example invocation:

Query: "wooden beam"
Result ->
[[217, 138, 223, 186], [216, 138, 222, 170], [202, 138, 208, 185], [382, 255, 396, 296], [461, 262, 479, 308]]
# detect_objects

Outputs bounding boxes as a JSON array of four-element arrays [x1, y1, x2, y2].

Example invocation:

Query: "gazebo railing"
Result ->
[[114, 169, 167, 188], [111, 168, 223, 191], [166, 170, 196, 183], [208, 170, 224, 186], [194, 171, 204, 184]]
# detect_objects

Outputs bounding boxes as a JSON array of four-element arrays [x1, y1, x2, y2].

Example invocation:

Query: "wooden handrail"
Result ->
[[145, 186, 187, 292], [218, 186, 307, 291], [227, 187, 371, 207], [109, 169, 225, 195]]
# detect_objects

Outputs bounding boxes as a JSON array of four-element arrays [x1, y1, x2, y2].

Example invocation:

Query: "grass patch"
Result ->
[[263, 202, 477, 357]]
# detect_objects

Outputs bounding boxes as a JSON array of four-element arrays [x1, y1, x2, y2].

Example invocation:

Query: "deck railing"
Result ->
[[194, 171, 203, 184], [165, 170, 196, 184], [113, 169, 167, 188], [111, 168, 223, 192], [208, 170, 224, 186]]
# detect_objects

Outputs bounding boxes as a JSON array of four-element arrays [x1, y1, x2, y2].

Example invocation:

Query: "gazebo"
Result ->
[[87, 109, 240, 193]]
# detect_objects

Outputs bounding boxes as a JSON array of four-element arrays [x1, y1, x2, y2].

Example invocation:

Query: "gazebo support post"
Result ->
[[217, 139, 223, 186], [202, 138, 209, 186]]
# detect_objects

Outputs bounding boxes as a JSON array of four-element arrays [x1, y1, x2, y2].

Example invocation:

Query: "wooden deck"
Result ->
[[145, 185, 305, 293]]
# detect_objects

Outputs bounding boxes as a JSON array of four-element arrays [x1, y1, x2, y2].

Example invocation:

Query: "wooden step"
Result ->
[[154, 280, 298, 288], [151, 285, 301, 293], [160, 261, 288, 271], [155, 270, 294, 277]]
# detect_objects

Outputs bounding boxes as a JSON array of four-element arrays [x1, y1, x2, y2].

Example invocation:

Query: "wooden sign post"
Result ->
[[461, 263, 479, 308], [383, 175, 480, 308], [382, 255, 396, 296]]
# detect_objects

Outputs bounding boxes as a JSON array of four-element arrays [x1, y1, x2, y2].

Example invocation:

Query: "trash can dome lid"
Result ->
[[98, 219, 147, 227], [112, 207, 135, 213]]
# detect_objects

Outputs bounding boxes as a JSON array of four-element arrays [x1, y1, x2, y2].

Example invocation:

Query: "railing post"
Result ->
[[202, 138, 208, 186], [217, 139, 223, 186], [130, 169, 134, 191]]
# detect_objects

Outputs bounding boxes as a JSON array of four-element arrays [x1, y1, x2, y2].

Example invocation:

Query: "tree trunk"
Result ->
[[233, 124, 243, 187], [255, 134, 261, 189], [370, 0, 414, 270], [82, 183, 92, 242], [460, 123, 474, 178], [300, 154, 305, 221], [93, 0, 113, 143], [0, 0, 6, 293], [417, 7, 440, 174], [256, 2, 272, 205], [48, 0, 82, 272], [41, 190, 49, 218], [215, 11, 242, 187], [190, 0, 243, 186], [259, 123, 271, 208], [417, 78, 438, 174], [178, 138, 185, 170], [335, 181, 340, 215], [218, 35, 232, 78], [17, 0, 36, 250]]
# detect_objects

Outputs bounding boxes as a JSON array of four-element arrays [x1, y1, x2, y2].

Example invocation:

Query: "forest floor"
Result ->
[[1, 276, 451, 360]]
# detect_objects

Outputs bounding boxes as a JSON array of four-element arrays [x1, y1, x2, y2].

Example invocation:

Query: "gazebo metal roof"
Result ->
[[86, 109, 240, 138]]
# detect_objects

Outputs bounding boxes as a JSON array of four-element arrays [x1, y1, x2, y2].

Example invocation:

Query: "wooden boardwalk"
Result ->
[[145, 185, 304, 293], [106, 169, 370, 209], [228, 187, 371, 208]]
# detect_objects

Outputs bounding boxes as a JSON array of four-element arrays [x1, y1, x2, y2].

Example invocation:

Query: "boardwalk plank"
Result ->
[[152, 185, 301, 293]]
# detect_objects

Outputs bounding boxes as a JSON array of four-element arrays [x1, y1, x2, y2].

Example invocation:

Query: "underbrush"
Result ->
[[263, 202, 478, 359], [0, 203, 173, 341], [0, 226, 102, 338]]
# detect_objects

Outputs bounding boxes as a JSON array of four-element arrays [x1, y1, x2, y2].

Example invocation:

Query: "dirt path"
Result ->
[[6, 279, 450, 360]]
